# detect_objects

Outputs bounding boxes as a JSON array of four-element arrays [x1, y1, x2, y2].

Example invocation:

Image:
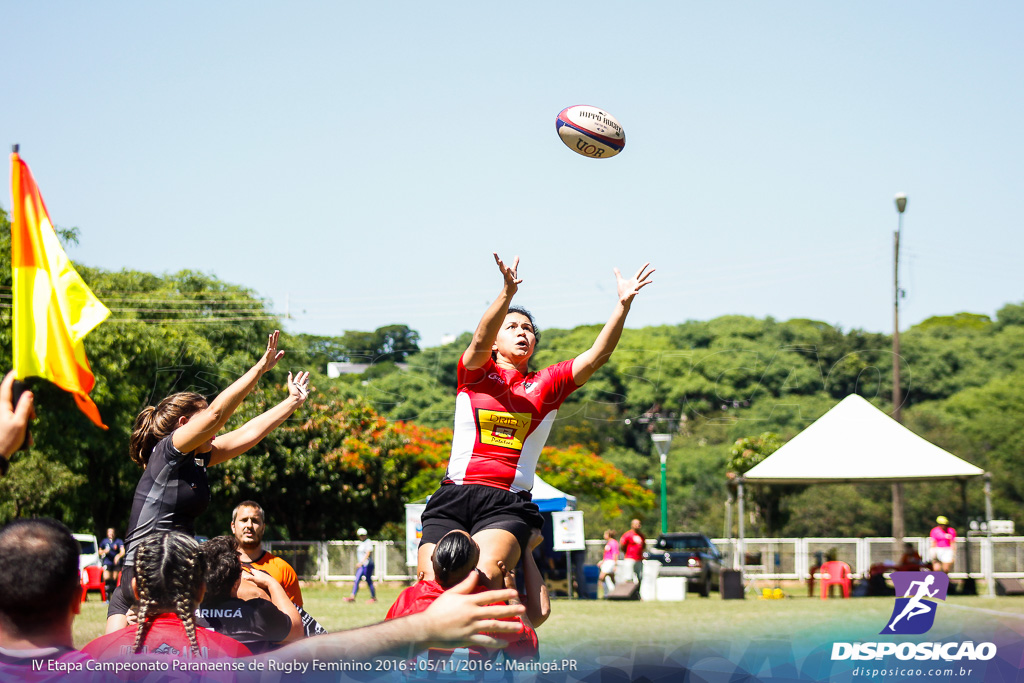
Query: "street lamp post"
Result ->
[[893, 192, 907, 423], [892, 193, 907, 560], [653, 434, 673, 535]]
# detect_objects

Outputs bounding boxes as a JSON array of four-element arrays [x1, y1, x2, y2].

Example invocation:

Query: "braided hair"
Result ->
[[128, 392, 208, 467], [132, 531, 206, 657]]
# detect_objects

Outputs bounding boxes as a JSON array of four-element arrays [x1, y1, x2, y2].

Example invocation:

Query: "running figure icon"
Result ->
[[887, 574, 939, 632]]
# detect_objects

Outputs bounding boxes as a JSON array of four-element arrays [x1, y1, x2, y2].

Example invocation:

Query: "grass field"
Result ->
[[74, 582, 1024, 660]]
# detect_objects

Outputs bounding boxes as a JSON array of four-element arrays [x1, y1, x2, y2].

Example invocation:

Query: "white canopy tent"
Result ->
[[736, 395, 993, 595]]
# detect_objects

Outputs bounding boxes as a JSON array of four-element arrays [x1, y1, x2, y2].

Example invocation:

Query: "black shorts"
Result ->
[[419, 484, 544, 551], [106, 565, 136, 618]]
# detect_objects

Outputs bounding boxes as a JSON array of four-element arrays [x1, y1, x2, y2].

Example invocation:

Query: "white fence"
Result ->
[[711, 536, 1024, 580], [268, 536, 1024, 582]]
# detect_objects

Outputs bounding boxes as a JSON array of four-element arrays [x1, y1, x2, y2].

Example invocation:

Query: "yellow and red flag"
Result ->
[[10, 150, 110, 428]]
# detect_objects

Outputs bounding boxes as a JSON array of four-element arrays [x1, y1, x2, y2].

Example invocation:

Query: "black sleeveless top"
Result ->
[[122, 431, 211, 566]]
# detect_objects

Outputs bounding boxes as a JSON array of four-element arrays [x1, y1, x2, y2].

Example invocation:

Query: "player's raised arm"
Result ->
[[571, 263, 654, 386], [208, 371, 311, 466], [462, 253, 522, 371], [173, 331, 286, 454]]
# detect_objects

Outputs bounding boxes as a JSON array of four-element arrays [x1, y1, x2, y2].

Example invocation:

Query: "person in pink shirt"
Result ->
[[929, 515, 956, 574], [599, 530, 619, 596]]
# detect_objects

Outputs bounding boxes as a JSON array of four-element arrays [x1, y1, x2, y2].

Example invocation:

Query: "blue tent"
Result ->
[[532, 475, 576, 513]]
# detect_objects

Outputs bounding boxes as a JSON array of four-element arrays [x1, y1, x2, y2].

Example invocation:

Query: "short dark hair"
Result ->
[[0, 518, 80, 635], [232, 500, 265, 525], [201, 535, 242, 600], [431, 531, 480, 589]]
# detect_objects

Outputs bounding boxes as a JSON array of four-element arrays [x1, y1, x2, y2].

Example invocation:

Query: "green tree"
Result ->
[[340, 325, 420, 364], [206, 390, 418, 540], [728, 432, 802, 535]]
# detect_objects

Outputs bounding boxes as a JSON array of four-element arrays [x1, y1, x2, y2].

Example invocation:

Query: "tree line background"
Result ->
[[2, 207, 1022, 549]]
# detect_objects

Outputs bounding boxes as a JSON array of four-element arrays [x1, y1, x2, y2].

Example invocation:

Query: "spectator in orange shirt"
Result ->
[[232, 500, 303, 606]]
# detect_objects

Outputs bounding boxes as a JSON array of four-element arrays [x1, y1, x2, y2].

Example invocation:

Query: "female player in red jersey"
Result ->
[[417, 253, 653, 588]]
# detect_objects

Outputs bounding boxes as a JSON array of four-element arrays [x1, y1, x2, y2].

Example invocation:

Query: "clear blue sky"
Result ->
[[3, 2, 1022, 347]]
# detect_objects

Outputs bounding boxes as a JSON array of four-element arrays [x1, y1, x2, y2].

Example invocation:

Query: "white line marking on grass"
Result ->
[[942, 603, 1024, 620]]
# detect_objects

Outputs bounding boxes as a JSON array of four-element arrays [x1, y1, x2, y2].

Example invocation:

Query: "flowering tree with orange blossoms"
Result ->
[[210, 391, 416, 539], [537, 445, 655, 520], [390, 425, 655, 526]]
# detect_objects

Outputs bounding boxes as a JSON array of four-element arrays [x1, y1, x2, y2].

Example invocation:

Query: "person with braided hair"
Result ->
[[84, 531, 251, 660], [107, 330, 311, 633], [2, 517, 528, 673]]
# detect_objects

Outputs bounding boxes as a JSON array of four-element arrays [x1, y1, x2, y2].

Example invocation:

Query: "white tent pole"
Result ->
[[724, 495, 733, 550], [737, 476, 745, 572], [984, 473, 995, 598]]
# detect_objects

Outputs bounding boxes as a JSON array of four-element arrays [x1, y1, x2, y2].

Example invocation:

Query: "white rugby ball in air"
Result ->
[[555, 105, 626, 159]]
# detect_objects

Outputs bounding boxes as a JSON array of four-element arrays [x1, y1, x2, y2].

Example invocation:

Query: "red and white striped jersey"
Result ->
[[444, 356, 578, 492]]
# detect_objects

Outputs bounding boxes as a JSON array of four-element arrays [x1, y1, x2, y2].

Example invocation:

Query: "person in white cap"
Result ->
[[929, 515, 956, 574], [344, 527, 376, 603]]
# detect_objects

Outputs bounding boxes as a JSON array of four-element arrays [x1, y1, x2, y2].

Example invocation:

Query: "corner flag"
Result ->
[[10, 150, 110, 429]]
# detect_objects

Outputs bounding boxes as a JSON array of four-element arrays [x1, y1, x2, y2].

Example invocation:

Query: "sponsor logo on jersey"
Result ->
[[199, 607, 244, 619], [476, 409, 531, 451], [487, 372, 506, 385]]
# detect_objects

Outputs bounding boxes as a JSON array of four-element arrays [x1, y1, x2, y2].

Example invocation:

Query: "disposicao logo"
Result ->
[[884, 570, 949, 635], [831, 571, 997, 662]]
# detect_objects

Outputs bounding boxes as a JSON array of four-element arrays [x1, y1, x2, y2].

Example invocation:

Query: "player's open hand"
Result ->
[[288, 371, 311, 403], [528, 529, 544, 552], [493, 253, 522, 294], [259, 330, 286, 375], [420, 571, 523, 648], [615, 262, 654, 306]]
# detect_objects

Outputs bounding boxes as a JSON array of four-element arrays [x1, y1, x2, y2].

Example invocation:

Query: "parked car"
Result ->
[[644, 532, 723, 597], [74, 532, 100, 570]]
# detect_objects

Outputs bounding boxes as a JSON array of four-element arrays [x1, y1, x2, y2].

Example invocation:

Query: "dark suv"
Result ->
[[644, 532, 723, 597]]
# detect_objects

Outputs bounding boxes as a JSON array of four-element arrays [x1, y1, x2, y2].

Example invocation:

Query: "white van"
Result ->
[[74, 533, 100, 570]]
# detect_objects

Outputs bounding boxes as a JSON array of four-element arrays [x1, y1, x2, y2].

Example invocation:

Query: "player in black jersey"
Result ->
[[106, 330, 311, 632]]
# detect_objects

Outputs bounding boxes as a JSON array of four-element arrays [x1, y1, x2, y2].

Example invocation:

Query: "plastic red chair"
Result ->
[[819, 560, 852, 599], [81, 565, 106, 602]]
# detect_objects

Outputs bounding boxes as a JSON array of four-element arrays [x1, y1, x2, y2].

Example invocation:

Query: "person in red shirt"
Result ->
[[417, 254, 654, 589], [390, 529, 545, 662], [84, 531, 251, 660], [619, 519, 646, 584]]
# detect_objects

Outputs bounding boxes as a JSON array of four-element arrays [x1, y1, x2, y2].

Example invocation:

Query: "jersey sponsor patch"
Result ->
[[476, 409, 531, 451], [199, 607, 244, 618]]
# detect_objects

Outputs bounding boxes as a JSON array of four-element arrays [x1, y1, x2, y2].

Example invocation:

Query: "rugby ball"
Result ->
[[555, 105, 626, 159]]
